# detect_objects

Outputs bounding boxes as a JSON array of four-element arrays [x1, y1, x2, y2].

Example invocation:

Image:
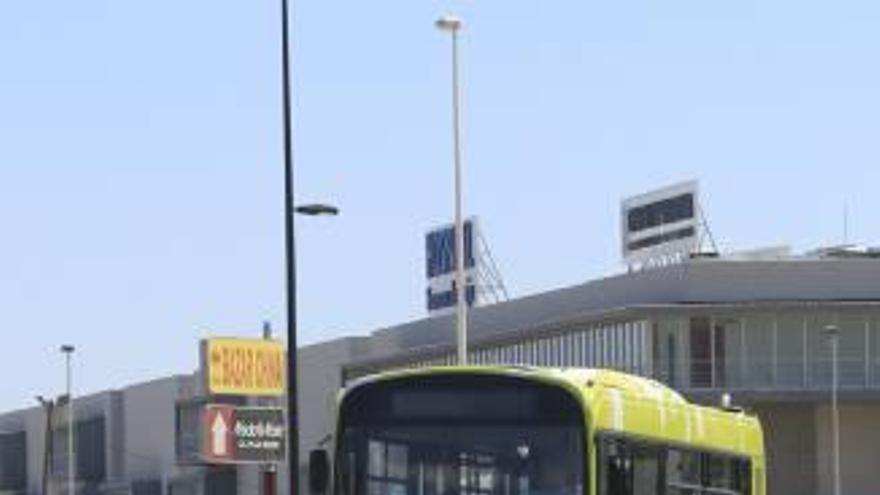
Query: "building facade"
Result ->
[[301, 257, 880, 495], [3, 256, 880, 495], [0, 373, 286, 495]]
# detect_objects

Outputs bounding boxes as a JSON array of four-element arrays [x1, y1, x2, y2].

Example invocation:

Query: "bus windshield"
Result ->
[[336, 374, 586, 495]]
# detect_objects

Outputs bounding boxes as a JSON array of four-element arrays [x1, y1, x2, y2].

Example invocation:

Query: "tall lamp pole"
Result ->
[[60, 345, 75, 495], [435, 15, 468, 365], [279, 0, 299, 491], [279, 0, 339, 493], [824, 324, 842, 495]]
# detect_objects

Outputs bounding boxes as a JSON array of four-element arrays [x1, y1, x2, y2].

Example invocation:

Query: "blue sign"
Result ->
[[425, 221, 475, 278], [425, 219, 478, 313]]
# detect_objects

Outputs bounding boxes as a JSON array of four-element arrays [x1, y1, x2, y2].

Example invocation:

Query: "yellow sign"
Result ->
[[202, 338, 286, 396]]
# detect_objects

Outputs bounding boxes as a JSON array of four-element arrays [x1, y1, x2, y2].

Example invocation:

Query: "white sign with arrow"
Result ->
[[201, 405, 286, 464], [211, 410, 229, 456]]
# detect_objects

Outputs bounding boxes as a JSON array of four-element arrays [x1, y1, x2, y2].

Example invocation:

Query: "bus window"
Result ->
[[631, 446, 659, 495], [705, 454, 735, 492], [735, 460, 752, 495], [599, 439, 631, 495], [337, 375, 585, 495], [366, 440, 409, 495], [666, 449, 701, 495], [598, 439, 659, 495], [704, 455, 751, 495]]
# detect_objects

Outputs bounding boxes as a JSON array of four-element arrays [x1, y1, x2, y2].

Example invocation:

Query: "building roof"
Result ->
[[362, 259, 880, 362]]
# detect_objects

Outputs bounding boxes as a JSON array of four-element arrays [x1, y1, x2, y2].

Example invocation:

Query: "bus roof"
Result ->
[[342, 365, 764, 459]]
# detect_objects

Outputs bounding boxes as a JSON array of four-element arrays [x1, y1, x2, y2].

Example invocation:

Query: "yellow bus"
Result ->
[[309, 366, 765, 495]]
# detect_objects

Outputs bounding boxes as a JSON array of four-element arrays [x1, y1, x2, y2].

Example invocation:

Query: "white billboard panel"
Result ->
[[621, 180, 700, 265]]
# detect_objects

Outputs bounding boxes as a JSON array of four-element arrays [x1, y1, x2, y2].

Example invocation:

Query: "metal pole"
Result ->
[[65, 351, 74, 495], [451, 27, 468, 366], [37, 397, 54, 495], [831, 333, 841, 495], [824, 325, 842, 495], [263, 322, 279, 495], [435, 16, 468, 365], [279, 0, 299, 493]]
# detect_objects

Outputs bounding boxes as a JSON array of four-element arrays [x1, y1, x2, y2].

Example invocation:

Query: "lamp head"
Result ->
[[295, 204, 339, 216], [435, 16, 462, 33]]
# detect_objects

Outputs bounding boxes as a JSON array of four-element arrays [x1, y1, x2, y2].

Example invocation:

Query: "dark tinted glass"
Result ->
[[337, 375, 585, 495], [0, 432, 26, 490], [76, 416, 107, 482], [626, 227, 695, 252], [627, 193, 695, 233]]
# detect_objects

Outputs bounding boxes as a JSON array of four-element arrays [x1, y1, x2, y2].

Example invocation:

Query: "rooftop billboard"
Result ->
[[621, 180, 700, 266]]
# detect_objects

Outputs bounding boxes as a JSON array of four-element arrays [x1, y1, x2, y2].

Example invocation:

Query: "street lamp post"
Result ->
[[278, 1, 338, 494], [823, 324, 841, 495], [60, 345, 75, 495], [435, 15, 468, 366], [278, 0, 300, 491]]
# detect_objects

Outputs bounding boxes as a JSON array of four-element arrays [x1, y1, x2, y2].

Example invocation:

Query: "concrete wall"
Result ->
[[815, 404, 880, 495], [121, 376, 181, 482], [296, 337, 369, 495], [752, 403, 817, 495], [0, 407, 46, 494], [298, 338, 368, 455]]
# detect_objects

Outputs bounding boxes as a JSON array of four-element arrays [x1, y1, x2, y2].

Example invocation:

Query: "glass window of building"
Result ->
[[652, 318, 680, 387], [689, 317, 712, 388], [744, 313, 774, 389], [806, 312, 836, 388], [776, 313, 806, 388], [838, 312, 867, 387]]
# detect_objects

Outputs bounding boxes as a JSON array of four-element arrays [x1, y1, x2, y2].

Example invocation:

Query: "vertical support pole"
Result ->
[[830, 334, 841, 495], [679, 317, 688, 389], [41, 401, 53, 495], [865, 316, 871, 388], [279, 0, 301, 491], [263, 468, 278, 495], [449, 26, 468, 366], [740, 317, 748, 388], [803, 315, 809, 388], [772, 315, 779, 387], [710, 315, 717, 389], [66, 351, 74, 495]]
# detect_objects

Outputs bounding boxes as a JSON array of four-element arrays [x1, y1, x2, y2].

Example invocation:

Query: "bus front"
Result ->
[[328, 372, 587, 495]]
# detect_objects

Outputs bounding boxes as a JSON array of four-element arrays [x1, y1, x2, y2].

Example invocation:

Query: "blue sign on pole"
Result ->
[[425, 219, 478, 313]]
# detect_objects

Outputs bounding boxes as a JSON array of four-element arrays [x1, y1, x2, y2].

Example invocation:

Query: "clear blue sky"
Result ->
[[2, 0, 879, 411]]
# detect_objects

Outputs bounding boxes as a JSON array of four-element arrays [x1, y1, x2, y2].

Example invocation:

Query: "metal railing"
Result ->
[[651, 357, 880, 391]]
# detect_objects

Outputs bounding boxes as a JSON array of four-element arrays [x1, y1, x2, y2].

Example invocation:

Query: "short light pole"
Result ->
[[35, 396, 54, 495], [823, 324, 841, 495], [435, 14, 468, 365], [60, 345, 75, 495]]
